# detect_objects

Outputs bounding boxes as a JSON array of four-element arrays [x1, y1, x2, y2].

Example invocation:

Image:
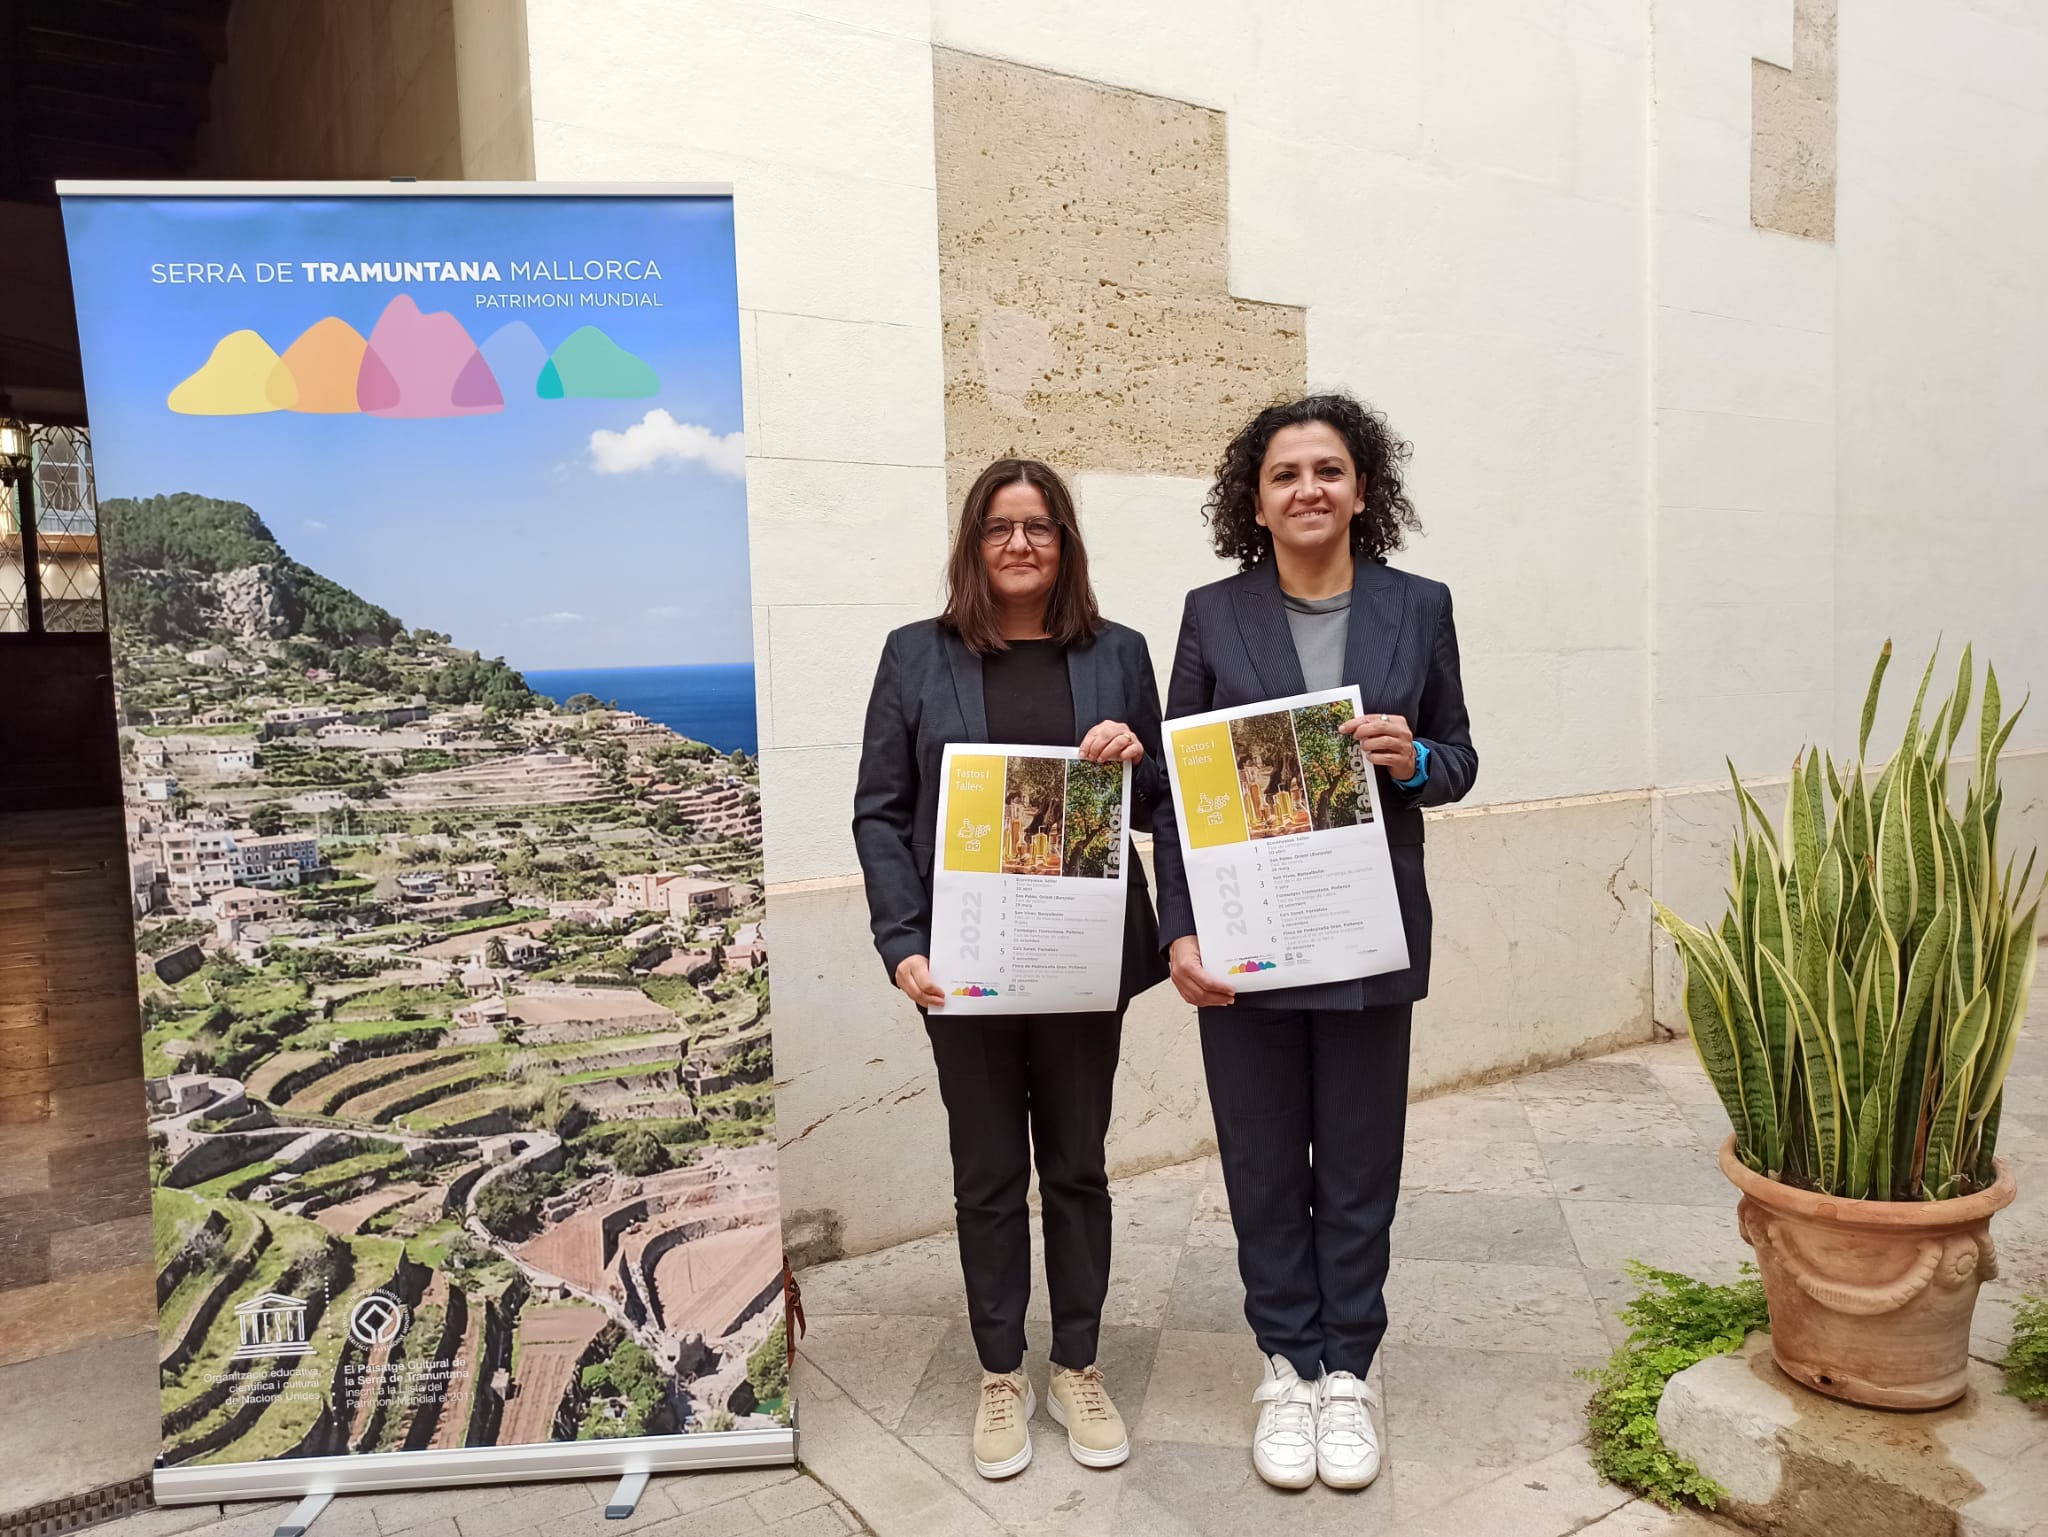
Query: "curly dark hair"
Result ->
[[1203, 393, 1420, 570]]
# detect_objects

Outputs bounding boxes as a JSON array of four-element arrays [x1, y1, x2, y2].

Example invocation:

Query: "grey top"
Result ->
[[1281, 588, 1352, 692]]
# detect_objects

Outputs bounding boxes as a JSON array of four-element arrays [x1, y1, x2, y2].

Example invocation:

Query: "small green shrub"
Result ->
[[1581, 1262, 1771, 1510], [2006, 1294, 2048, 1404]]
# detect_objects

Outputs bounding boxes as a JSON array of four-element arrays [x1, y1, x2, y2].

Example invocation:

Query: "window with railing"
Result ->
[[0, 417, 107, 635]]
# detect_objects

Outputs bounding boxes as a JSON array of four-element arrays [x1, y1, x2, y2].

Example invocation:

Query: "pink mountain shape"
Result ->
[[355, 295, 503, 418]]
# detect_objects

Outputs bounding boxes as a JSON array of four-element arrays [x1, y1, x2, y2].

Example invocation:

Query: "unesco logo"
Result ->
[[347, 1290, 410, 1348]]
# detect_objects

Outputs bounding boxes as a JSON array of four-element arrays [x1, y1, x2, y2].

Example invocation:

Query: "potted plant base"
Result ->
[[1722, 1137, 2016, 1408], [1656, 642, 2038, 1415]]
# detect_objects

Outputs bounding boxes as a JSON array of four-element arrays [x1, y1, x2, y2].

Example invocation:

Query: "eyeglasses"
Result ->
[[981, 517, 1061, 548]]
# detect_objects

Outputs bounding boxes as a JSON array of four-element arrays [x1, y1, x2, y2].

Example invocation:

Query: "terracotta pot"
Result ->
[[1719, 1135, 2017, 1410]]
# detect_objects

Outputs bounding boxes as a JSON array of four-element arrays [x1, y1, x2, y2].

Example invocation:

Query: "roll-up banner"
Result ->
[[56, 184, 793, 1501]]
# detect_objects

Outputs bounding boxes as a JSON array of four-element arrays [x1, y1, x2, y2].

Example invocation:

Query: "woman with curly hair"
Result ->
[[1150, 393, 1478, 1492]]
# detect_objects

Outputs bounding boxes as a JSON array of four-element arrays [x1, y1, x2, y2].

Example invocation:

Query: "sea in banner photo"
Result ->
[[526, 664, 760, 756]]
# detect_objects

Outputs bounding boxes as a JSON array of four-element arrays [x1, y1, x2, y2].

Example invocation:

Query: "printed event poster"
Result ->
[[1163, 686, 1409, 991], [57, 186, 790, 1485], [928, 744, 1131, 1013]]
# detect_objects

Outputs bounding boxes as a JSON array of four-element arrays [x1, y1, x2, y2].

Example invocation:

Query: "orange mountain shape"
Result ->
[[279, 317, 368, 414]]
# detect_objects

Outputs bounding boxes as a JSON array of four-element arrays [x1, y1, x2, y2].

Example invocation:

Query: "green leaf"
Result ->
[[1902, 642, 1941, 754], [1859, 640, 1893, 760], [1849, 1085, 1883, 1201], [1766, 947, 1840, 1192], [1655, 904, 1752, 1156], [1949, 645, 1973, 752], [1876, 766, 1915, 941], [1977, 663, 2001, 779]]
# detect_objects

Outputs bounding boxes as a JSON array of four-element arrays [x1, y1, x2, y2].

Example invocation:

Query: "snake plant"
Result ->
[[1655, 643, 2039, 1201]]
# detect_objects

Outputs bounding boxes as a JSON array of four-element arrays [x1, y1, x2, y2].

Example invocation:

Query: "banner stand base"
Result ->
[[152, 1429, 797, 1506], [603, 1473, 649, 1520], [273, 1492, 331, 1537]]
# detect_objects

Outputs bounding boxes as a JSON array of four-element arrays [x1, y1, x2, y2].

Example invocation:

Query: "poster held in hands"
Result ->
[[928, 744, 1131, 1013], [1163, 686, 1409, 991]]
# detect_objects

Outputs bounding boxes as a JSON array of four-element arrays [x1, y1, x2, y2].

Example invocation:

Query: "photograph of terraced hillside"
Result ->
[[61, 191, 785, 1470]]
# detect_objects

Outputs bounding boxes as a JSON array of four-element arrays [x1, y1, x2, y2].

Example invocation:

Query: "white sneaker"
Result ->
[[1250, 1353, 1318, 1489], [1315, 1369, 1381, 1488]]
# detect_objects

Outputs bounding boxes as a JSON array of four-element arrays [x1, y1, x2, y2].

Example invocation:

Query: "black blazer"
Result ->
[[853, 618, 1173, 1009], [1151, 558, 1478, 1011]]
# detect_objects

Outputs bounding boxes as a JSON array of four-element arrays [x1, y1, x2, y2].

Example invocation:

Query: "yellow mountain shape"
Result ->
[[280, 317, 367, 414], [168, 330, 298, 415]]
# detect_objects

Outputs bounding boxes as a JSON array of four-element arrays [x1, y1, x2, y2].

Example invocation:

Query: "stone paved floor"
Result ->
[[50, 957, 2048, 1537]]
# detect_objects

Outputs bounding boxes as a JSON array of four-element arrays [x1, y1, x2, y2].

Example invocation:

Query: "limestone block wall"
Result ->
[[933, 50, 1305, 517]]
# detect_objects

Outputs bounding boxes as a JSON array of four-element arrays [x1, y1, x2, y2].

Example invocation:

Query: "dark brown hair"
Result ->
[[941, 459, 1104, 655], [1203, 393, 1421, 570]]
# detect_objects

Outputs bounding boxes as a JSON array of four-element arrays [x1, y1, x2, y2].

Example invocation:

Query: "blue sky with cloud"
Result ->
[[61, 193, 751, 669]]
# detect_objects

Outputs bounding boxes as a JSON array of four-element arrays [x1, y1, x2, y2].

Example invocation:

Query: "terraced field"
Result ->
[[340, 1057, 498, 1123], [246, 1050, 332, 1104], [286, 1051, 440, 1116], [397, 1085, 532, 1134]]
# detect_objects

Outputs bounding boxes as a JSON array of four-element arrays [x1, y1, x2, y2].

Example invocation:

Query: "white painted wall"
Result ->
[[1834, 0, 2048, 755]]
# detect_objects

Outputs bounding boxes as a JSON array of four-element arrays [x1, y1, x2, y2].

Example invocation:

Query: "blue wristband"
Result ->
[[1395, 740, 1431, 791]]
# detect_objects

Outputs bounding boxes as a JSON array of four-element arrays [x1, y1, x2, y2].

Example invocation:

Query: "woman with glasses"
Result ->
[[853, 459, 1170, 1481]]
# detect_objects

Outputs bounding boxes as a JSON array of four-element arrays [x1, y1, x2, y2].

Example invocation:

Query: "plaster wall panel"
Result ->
[[764, 604, 933, 754], [1654, 410, 1834, 516], [1412, 791, 1657, 1096], [759, 744, 867, 887], [931, 0, 1240, 112], [1071, 474, 1239, 703], [1834, 0, 2048, 756], [528, 0, 935, 191], [1656, 308, 1833, 425], [752, 311, 948, 469], [746, 460, 950, 611], [1571, 36, 1652, 206], [1657, 214, 1836, 332], [1420, 6, 1576, 185]]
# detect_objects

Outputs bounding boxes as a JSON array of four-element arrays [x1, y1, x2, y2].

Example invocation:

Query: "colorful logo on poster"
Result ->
[[167, 297, 658, 417], [1227, 959, 1278, 975], [951, 984, 1000, 997]]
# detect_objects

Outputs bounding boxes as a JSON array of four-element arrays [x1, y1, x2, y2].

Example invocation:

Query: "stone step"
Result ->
[[1657, 1333, 2046, 1537]]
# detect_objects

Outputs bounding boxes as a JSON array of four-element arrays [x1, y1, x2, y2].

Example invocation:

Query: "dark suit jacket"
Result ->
[[1151, 558, 1478, 1010], [853, 618, 1173, 1009]]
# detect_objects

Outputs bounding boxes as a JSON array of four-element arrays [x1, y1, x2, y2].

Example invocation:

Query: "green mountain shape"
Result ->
[[535, 327, 658, 399]]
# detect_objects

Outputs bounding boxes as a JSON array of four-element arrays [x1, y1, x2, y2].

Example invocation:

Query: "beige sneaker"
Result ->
[[973, 1369, 1035, 1479], [1046, 1363, 1130, 1468]]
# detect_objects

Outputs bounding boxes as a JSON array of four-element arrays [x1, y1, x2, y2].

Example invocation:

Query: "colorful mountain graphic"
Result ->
[[166, 331, 298, 415], [538, 326, 660, 399], [165, 300, 659, 417]]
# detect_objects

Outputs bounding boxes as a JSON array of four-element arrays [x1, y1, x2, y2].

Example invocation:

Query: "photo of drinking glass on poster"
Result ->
[[999, 755, 1066, 875], [1228, 710, 1311, 840]]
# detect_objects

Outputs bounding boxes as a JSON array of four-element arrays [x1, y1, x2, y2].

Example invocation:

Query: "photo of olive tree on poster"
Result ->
[[1292, 700, 1372, 831], [1061, 759, 1123, 879]]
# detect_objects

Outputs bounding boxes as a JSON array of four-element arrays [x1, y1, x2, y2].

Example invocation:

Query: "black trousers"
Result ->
[[1199, 1003, 1413, 1378], [925, 1010, 1123, 1373]]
